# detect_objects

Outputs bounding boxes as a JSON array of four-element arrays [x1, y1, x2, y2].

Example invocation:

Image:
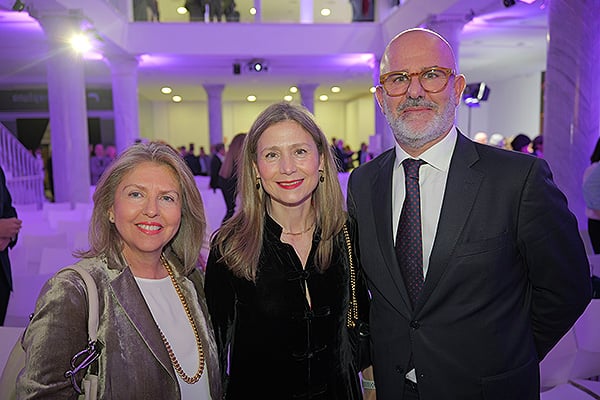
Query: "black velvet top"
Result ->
[[205, 215, 369, 400]]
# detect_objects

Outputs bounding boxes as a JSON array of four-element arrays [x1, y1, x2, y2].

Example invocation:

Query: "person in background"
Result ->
[[472, 132, 488, 144], [184, 142, 202, 176], [347, 28, 591, 399], [218, 133, 246, 223], [583, 138, 600, 254], [209, 143, 225, 192], [532, 135, 543, 157], [488, 133, 506, 149], [0, 165, 21, 326], [105, 145, 117, 164], [205, 102, 374, 399], [510, 133, 532, 154], [198, 146, 211, 176], [17, 142, 222, 399], [356, 142, 372, 165], [90, 143, 109, 185]]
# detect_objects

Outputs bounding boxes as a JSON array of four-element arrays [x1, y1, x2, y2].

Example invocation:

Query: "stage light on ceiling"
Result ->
[[248, 59, 268, 72], [320, 8, 331, 16], [331, 86, 341, 93], [247, 95, 257, 102], [462, 82, 490, 107], [176, 6, 188, 14], [70, 34, 92, 53], [319, 94, 329, 102], [369, 86, 376, 94], [249, 7, 256, 15], [161, 87, 172, 94], [289, 86, 298, 93], [283, 95, 293, 102], [172, 95, 182, 103], [12, 0, 25, 11]]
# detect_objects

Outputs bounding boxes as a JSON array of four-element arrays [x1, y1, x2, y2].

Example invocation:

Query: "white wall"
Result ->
[[139, 71, 543, 153], [457, 71, 544, 144]]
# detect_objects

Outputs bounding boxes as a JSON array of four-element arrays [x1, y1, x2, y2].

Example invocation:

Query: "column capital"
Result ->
[[203, 84, 225, 97], [104, 53, 139, 73], [36, 12, 85, 45]]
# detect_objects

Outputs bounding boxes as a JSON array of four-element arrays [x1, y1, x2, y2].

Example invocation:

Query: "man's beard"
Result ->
[[383, 97, 456, 149]]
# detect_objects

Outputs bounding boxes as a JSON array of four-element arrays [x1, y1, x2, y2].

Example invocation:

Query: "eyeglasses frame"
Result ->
[[378, 67, 456, 97]]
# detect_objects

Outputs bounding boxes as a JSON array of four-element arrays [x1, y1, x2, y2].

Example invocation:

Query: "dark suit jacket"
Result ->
[[209, 154, 223, 190], [0, 166, 18, 291], [347, 131, 591, 400]]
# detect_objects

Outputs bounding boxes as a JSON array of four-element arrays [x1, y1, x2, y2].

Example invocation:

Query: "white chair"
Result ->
[[540, 328, 578, 390], [38, 247, 77, 275], [0, 326, 25, 374], [5, 274, 53, 325], [20, 232, 68, 273], [580, 230, 595, 256], [569, 300, 600, 381]]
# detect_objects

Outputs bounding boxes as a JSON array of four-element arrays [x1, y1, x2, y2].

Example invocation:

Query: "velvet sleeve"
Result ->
[[204, 245, 236, 388], [16, 271, 89, 399]]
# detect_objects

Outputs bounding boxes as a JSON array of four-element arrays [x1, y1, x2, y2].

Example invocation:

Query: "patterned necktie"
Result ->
[[395, 158, 426, 307]]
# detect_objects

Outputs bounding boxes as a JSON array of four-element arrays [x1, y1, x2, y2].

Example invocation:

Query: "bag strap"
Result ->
[[343, 224, 359, 328], [59, 265, 99, 342], [59, 265, 101, 395]]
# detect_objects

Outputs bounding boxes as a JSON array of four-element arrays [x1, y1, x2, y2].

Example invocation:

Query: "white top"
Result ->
[[135, 276, 211, 400]]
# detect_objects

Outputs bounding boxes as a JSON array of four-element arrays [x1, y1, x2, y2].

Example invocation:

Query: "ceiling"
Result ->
[[0, 0, 549, 104]]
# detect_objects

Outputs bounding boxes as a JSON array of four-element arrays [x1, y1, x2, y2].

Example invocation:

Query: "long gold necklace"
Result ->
[[160, 256, 205, 384]]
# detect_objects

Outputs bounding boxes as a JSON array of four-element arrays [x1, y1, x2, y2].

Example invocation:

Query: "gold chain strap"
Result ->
[[343, 225, 358, 329]]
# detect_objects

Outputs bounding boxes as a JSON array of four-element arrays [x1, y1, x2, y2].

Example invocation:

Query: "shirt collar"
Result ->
[[394, 126, 457, 172]]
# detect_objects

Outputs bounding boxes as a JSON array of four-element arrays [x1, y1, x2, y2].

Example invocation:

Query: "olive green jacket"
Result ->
[[16, 255, 222, 399]]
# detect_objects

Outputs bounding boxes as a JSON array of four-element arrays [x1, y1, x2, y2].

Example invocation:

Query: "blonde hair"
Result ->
[[77, 142, 206, 274], [212, 102, 346, 281]]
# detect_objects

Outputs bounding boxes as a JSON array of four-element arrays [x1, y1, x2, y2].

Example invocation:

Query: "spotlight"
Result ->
[[503, 0, 516, 7], [248, 59, 268, 73], [462, 82, 490, 107], [12, 0, 25, 11]]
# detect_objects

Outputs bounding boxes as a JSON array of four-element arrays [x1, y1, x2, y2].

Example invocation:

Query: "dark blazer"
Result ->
[[209, 154, 223, 191], [0, 166, 18, 291], [347, 131, 591, 400]]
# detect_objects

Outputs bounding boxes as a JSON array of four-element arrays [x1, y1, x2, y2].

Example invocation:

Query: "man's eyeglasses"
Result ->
[[379, 67, 455, 97]]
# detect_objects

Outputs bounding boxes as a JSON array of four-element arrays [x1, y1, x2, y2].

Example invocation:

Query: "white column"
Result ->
[[544, 0, 600, 228], [203, 84, 225, 146], [38, 14, 90, 205], [300, 0, 313, 23], [297, 83, 319, 114], [254, 0, 262, 23], [106, 54, 140, 154]]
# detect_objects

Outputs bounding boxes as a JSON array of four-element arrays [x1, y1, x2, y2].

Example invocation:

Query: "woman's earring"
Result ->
[[256, 177, 261, 190], [108, 213, 115, 223], [319, 170, 324, 183]]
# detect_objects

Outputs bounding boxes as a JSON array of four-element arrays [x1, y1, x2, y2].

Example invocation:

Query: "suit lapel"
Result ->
[[415, 133, 483, 313], [110, 267, 175, 381], [371, 150, 413, 315]]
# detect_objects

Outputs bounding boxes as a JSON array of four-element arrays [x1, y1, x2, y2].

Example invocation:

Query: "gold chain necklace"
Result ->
[[282, 220, 315, 236], [160, 256, 205, 384]]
